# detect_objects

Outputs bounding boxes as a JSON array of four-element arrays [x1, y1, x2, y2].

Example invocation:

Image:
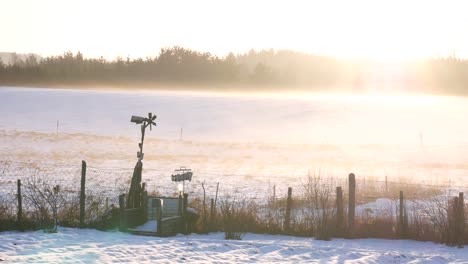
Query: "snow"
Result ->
[[187, 207, 197, 214], [356, 198, 395, 216], [0, 228, 467, 263], [131, 220, 157, 233]]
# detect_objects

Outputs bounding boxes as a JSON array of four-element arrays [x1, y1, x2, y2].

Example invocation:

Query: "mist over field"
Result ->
[[1, 86, 467, 192]]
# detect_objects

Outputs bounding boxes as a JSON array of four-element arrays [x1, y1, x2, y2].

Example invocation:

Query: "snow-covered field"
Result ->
[[2, 87, 468, 145], [1, 228, 467, 263], [1, 86, 468, 197]]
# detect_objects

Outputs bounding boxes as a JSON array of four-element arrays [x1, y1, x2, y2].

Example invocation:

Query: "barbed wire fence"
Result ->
[[2, 159, 467, 209], [1, 159, 466, 244], [0, 160, 133, 228]]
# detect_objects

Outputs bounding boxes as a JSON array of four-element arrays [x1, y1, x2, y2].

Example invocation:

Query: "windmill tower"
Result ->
[[127, 112, 157, 209]]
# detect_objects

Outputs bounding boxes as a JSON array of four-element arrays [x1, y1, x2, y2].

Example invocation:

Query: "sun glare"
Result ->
[[1, 0, 468, 60]]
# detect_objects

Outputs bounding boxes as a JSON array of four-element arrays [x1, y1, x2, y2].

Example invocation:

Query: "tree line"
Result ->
[[0, 47, 467, 95]]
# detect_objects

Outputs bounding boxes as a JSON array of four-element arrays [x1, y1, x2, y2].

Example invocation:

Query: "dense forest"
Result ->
[[1, 47, 468, 94]]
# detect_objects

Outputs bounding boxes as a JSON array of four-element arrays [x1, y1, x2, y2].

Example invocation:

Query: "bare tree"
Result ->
[[415, 195, 450, 243], [24, 172, 62, 232], [220, 195, 256, 240], [302, 171, 336, 240]]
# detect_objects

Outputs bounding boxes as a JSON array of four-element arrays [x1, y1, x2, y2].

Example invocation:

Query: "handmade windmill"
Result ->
[[127, 112, 157, 209]]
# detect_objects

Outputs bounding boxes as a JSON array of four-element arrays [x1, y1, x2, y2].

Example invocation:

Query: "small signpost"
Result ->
[[171, 166, 192, 195], [171, 167, 193, 182]]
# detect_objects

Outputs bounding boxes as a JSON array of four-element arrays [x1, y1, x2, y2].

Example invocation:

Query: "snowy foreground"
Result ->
[[0, 228, 467, 263]]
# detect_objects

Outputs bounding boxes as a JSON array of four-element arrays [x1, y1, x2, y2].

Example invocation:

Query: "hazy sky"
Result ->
[[2, 0, 468, 60]]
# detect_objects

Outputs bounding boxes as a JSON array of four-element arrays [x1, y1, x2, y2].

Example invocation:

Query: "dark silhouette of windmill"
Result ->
[[127, 112, 157, 209]]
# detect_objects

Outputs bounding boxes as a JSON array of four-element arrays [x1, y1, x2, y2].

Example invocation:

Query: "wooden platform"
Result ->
[[126, 196, 186, 237]]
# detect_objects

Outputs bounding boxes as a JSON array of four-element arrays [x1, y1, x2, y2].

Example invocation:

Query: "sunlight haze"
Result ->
[[2, 0, 468, 257], [2, 0, 468, 60]]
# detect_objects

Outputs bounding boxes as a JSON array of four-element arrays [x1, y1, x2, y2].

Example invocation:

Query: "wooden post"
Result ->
[[156, 199, 162, 236], [449, 196, 459, 246], [458, 192, 464, 248], [214, 182, 219, 209], [336, 186, 344, 236], [178, 194, 183, 216], [17, 179, 22, 229], [183, 193, 189, 234], [348, 173, 355, 237], [119, 194, 125, 231], [399, 191, 407, 238], [285, 187, 292, 232], [183, 193, 188, 215], [210, 198, 215, 231], [80, 160, 86, 227], [273, 185, 276, 202]]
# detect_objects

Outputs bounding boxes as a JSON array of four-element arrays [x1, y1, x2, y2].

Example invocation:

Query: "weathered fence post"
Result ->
[[17, 179, 22, 229], [80, 160, 86, 227], [214, 182, 219, 209], [156, 199, 162, 236], [348, 173, 356, 237], [183, 193, 189, 234], [119, 194, 125, 231], [273, 185, 276, 202], [178, 194, 183, 216], [458, 192, 465, 248], [399, 191, 408, 238], [210, 198, 215, 231], [449, 196, 459, 246], [336, 186, 344, 236], [285, 187, 292, 232]]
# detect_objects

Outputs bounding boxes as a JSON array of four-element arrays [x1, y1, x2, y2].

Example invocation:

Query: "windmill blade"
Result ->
[[146, 113, 152, 130], [152, 115, 157, 121]]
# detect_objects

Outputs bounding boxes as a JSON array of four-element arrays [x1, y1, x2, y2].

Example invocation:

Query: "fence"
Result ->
[[0, 160, 133, 230], [0, 159, 466, 246]]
